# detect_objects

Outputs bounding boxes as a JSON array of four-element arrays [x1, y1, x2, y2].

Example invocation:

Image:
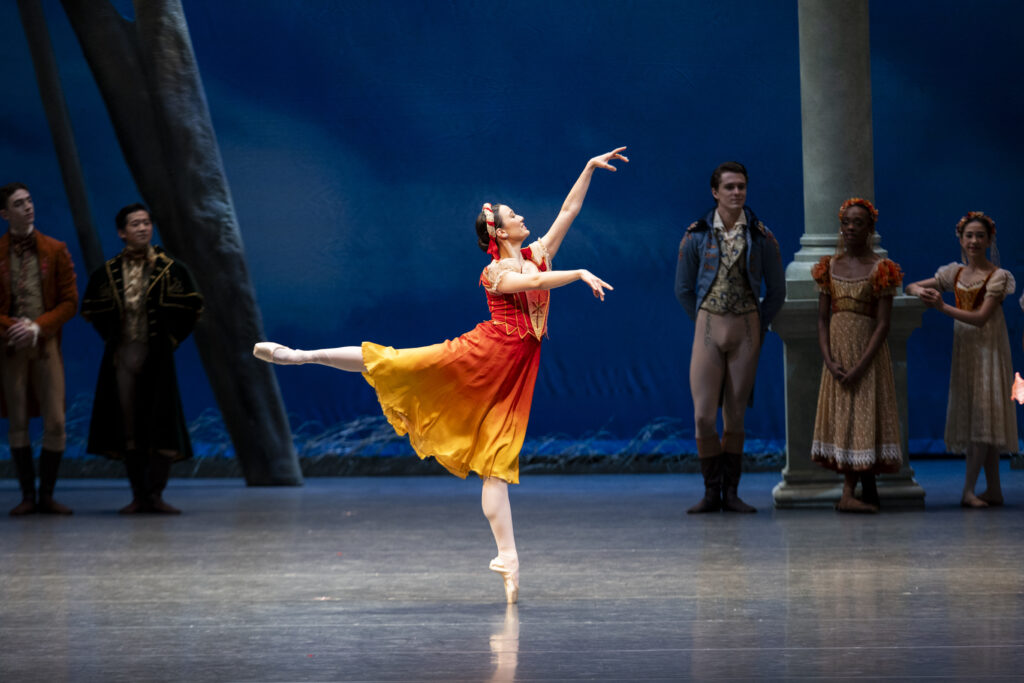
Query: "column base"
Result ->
[[773, 471, 926, 508]]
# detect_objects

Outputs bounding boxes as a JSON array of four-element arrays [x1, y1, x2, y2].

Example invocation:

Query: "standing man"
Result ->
[[675, 162, 785, 513], [0, 183, 78, 516], [81, 204, 203, 514]]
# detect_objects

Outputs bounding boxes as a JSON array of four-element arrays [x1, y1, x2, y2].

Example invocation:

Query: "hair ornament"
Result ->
[[956, 210, 995, 236], [482, 203, 501, 260], [838, 197, 879, 223]]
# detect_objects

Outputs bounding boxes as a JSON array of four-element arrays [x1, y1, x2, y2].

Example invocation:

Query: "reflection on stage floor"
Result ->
[[2, 460, 1022, 681]]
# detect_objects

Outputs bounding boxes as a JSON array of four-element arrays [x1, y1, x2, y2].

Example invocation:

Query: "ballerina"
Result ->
[[255, 147, 627, 602]]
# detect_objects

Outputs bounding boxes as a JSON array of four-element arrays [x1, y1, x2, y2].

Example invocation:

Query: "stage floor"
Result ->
[[2, 460, 1022, 681]]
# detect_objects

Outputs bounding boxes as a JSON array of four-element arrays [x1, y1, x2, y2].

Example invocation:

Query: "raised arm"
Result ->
[[539, 147, 628, 260], [496, 269, 613, 301]]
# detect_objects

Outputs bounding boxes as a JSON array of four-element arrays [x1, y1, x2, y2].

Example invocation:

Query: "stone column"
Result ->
[[771, 0, 926, 507]]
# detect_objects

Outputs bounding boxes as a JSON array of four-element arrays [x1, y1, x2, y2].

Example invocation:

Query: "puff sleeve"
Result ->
[[811, 255, 832, 294], [985, 268, 1016, 300], [480, 259, 521, 294], [872, 259, 903, 298], [933, 262, 961, 292]]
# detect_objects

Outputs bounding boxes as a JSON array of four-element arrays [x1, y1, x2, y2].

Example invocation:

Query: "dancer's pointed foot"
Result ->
[[960, 493, 989, 508], [253, 342, 299, 364], [489, 555, 519, 604], [977, 490, 1004, 506]]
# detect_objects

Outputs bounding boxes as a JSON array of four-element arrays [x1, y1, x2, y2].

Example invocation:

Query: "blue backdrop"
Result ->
[[1, 0, 1022, 458]]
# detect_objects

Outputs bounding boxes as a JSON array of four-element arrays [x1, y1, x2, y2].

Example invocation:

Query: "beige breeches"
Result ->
[[689, 310, 761, 448], [0, 336, 66, 450]]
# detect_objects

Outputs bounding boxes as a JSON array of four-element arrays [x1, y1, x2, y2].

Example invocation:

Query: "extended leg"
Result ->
[[961, 443, 988, 508], [254, 342, 367, 372], [482, 476, 518, 603]]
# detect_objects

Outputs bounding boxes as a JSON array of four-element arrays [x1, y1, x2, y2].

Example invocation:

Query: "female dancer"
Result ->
[[905, 211, 1016, 507], [810, 198, 903, 513], [254, 147, 626, 602]]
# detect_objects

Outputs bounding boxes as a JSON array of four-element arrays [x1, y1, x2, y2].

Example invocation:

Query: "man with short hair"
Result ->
[[0, 182, 78, 515], [81, 203, 203, 514], [675, 162, 785, 514]]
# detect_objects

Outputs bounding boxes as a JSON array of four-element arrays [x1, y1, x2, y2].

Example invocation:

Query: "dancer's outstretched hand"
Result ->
[[579, 269, 613, 301], [588, 147, 629, 172], [1012, 372, 1024, 405]]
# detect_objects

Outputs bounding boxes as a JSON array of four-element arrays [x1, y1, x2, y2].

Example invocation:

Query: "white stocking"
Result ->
[[254, 342, 366, 373], [481, 477, 518, 568]]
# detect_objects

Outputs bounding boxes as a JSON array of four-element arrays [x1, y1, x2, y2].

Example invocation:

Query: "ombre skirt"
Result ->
[[362, 322, 541, 484]]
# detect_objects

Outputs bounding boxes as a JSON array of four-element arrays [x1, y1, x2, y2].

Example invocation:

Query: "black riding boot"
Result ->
[[687, 455, 723, 514], [9, 446, 36, 516], [721, 452, 757, 513], [37, 449, 72, 514]]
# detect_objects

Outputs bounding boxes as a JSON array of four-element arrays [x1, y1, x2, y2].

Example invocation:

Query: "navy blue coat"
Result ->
[[674, 206, 785, 332]]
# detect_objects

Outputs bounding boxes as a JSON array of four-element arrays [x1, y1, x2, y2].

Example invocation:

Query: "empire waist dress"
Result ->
[[934, 263, 1017, 454], [810, 256, 904, 474], [360, 241, 551, 484]]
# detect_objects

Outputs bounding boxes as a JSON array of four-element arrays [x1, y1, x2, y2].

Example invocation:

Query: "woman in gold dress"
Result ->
[[810, 198, 903, 513]]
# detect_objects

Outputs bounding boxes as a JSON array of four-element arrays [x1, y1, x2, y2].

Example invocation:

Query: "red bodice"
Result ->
[[479, 242, 551, 340]]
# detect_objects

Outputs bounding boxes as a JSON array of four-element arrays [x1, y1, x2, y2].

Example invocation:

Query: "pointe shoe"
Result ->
[[253, 342, 288, 363], [489, 556, 520, 604]]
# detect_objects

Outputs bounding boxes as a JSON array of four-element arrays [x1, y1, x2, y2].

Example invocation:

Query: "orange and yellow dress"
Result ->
[[360, 241, 551, 484], [810, 256, 903, 474]]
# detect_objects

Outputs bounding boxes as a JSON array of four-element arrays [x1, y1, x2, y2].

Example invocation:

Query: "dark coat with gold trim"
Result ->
[[81, 246, 203, 460]]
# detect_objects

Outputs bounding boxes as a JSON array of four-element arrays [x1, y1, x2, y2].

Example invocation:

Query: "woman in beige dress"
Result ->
[[810, 198, 903, 513], [906, 211, 1017, 508]]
